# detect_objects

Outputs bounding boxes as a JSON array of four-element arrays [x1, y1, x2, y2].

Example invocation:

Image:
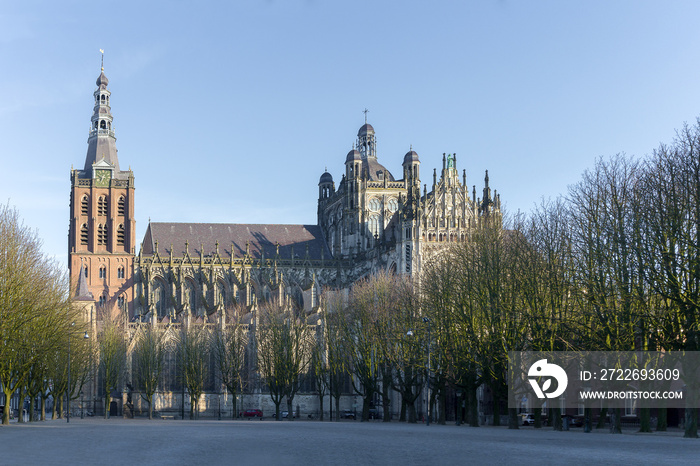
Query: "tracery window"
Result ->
[[387, 197, 398, 212], [368, 198, 381, 212], [368, 215, 381, 238]]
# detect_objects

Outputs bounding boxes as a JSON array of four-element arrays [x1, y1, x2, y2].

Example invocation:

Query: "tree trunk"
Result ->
[[318, 393, 324, 421], [596, 407, 608, 429], [684, 408, 698, 438], [334, 396, 340, 421], [583, 407, 592, 433], [656, 408, 667, 432], [40, 395, 47, 421], [287, 397, 294, 421], [399, 398, 406, 422], [610, 407, 622, 434], [17, 387, 25, 423], [104, 393, 110, 419], [508, 407, 519, 429], [1, 388, 12, 425], [58, 396, 64, 419], [467, 385, 479, 427], [29, 396, 35, 422], [148, 394, 153, 420], [639, 407, 651, 433], [551, 407, 562, 431]]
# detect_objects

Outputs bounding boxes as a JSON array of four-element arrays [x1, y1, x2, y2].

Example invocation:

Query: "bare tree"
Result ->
[[0, 204, 76, 425], [637, 122, 700, 438], [256, 301, 313, 421], [132, 324, 165, 419], [99, 313, 127, 419], [212, 305, 248, 419], [178, 324, 210, 420]]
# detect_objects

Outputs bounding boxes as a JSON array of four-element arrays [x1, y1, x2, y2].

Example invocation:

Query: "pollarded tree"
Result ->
[[178, 324, 210, 420], [0, 204, 76, 425], [99, 313, 127, 419], [256, 301, 313, 421], [321, 289, 351, 421], [637, 121, 700, 438], [342, 273, 394, 422], [212, 305, 248, 419], [132, 324, 165, 419]]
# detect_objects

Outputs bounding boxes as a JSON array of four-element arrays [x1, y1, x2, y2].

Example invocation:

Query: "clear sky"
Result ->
[[2, 0, 700, 269]]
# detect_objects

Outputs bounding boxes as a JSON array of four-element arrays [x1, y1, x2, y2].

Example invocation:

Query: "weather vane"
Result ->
[[363, 108, 369, 124], [100, 49, 104, 71]]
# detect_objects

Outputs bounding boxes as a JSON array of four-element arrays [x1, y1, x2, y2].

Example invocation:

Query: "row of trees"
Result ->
[[0, 204, 93, 425], [418, 120, 700, 437]]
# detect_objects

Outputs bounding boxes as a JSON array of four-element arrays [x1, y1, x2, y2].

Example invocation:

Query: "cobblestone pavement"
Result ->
[[2, 418, 699, 465]]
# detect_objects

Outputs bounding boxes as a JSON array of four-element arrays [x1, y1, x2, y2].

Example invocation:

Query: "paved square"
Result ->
[[3, 419, 699, 465]]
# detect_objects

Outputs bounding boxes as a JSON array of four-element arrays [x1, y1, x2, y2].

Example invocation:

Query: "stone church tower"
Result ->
[[68, 65, 135, 317]]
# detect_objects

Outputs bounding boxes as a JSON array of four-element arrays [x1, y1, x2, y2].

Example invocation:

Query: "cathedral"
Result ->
[[69, 66, 501, 417]]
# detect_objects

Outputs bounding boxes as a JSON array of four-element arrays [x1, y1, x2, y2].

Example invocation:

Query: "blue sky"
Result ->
[[2, 0, 700, 269]]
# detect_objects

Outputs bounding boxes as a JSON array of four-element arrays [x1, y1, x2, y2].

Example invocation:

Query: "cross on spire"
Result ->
[[99, 48, 104, 71], [363, 108, 369, 123]]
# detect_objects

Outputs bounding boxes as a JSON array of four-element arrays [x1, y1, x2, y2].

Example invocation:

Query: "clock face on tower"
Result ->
[[95, 169, 111, 187]]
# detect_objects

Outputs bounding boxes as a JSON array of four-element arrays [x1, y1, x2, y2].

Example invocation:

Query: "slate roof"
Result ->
[[141, 223, 332, 260]]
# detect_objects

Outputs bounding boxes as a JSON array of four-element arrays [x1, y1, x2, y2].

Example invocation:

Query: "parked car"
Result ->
[[562, 414, 583, 427], [368, 408, 382, 420], [522, 413, 535, 426], [281, 411, 296, 419], [341, 410, 356, 420], [242, 409, 263, 418]]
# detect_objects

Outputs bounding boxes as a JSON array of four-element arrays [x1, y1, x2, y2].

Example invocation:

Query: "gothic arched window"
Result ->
[[153, 281, 167, 318], [216, 281, 226, 307], [368, 215, 381, 238], [97, 224, 107, 245], [117, 295, 126, 311], [185, 281, 197, 315], [80, 224, 89, 245], [117, 266, 125, 279], [368, 198, 381, 212], [81, 195, 89, 216], [388, 197, 398, 212], [99, 266, 106, 279], [117, 224, 125, 246], [98, 196, 108, 216]]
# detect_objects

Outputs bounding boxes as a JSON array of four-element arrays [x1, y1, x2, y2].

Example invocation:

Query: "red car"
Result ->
[[242, 409, 263, 418]]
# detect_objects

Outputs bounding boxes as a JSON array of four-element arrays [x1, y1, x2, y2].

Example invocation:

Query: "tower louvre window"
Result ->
[[81, 195, 89, 216], [98, 224, 108, 245], [118, 196, 125, 216], [117, 224, 125, 246], [80, 224, 89, 245], [98, 196, 108, 216]]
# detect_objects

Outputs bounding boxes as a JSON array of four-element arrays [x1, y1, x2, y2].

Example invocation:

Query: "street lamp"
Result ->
[[423, 317, 431, 427], [67, 325, 89, 423]]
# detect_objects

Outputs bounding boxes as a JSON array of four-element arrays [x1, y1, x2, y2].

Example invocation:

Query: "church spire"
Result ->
[[83, 54, 121, 174]]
